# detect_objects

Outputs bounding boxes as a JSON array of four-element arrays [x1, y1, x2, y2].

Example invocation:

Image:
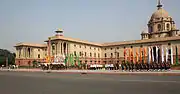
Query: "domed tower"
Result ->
[[147, 0, 179, 39], [141, 28, 149, 40]]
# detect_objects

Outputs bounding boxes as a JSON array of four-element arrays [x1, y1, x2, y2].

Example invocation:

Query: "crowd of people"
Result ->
[[121, 62, 171, 71], [87, 62, 171, 72]]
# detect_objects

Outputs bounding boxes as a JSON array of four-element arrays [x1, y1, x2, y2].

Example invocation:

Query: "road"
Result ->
[[0, 71, 180, 94]]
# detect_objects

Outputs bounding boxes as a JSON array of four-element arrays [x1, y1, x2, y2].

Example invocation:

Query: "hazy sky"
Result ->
[[0, 0, 180, 52]]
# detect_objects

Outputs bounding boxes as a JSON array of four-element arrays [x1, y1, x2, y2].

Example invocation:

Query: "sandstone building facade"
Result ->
[[15, 1, 180, 66]]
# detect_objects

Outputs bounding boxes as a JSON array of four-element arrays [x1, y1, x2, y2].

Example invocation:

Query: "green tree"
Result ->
[[0, 49, 16, 66]]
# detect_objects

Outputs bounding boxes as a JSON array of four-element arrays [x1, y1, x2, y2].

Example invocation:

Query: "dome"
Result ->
[[151, 8, 170, 20], [141, 28, 149, 34]]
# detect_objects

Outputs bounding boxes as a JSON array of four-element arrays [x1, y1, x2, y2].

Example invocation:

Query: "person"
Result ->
[[124, 63, 128, 71], [121, 63, 124, 71], [131, 62, 134, 72], [164, 62, 167, 70], [127, 62, 131, 71], [135, 62, 139, 71], [146, 63, 149, 71]]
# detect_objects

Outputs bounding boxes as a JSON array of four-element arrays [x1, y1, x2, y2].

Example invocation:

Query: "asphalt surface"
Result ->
[[0, 71, 180, 94]]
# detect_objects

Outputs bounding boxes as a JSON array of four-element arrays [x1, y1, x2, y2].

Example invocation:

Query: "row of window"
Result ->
[[157, 23, 170, 31], [104, 47, 119, 50], [74, 44, 100, 51], [104, 52, 120, 58], [74, 51, 100, 58]]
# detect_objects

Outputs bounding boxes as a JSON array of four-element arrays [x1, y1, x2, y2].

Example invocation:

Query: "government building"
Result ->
[[14, 1, 180, 66]]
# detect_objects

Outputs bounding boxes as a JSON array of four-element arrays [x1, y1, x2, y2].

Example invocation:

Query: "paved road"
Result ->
[[0, 71, 180, 94]]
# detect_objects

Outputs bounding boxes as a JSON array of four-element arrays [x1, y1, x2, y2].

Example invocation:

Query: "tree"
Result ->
[[0, 49, 16, 66]]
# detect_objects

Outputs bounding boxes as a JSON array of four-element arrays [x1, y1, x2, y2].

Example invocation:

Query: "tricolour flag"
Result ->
[[143, 48, 147, 63], [140, 48, 143, 62], [136, 48, 139, 63]]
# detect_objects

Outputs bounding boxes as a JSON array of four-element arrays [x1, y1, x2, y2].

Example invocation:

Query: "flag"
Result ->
[[69, 54, 74, 66], [171, 46, 173, 65], [143, 48, 147, 63], [124, 48, 127, 62], [161, 46, 164, 63], [76, 54, 81, 66], [130, 48, 134, 63], [128, 48, 131, 62], [148, 47, 151, 64], [156, 46, 158, 63], [176, 46, 179, 65], [166, 47, 169, 63], [152, 47, 154, 62], [136, 48, 139, 63], [140, 48, 143, 62]]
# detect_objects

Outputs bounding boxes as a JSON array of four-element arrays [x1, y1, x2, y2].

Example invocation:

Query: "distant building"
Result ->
[[14, 1, 180, 66]]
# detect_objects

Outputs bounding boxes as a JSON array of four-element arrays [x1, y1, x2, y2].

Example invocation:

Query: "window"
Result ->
[[74, 44, 76, 47], [98, 48, 99, 51], [84, 46, 86, 48], [166, 24, 170, 31], [80, 52, 82, 56], [79, 45, 81, 48], [90, 47, 91, 49], [111, 48, 113, 50], [94, 53, 96, 58], [131, 46, 133, 48], [98, 53, 100, 58], [74, 51, 76, 56], [38, 49, 40, 51], [94, 48, 96, 50], [90, 53, 92, 57], [117, 47, 119, 49], [105, 53, 107, 58], [105, 48, 106, 50], [85, 52, 87, 57], [38, 54, 40, 58], [111, 53, 113, 57], [117, 53, 119, 58], [158, 24, 161, 31], [52, 46, 55, 50]]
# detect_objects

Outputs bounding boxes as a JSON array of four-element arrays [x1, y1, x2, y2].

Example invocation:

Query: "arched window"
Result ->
[[79, 52, 81, 56], [111, 53, 113, 57], [94, 53, 96, 58], [166, 24, 170, 31], [74, 51, 76, 56], [157, 24, 161, 31], [90, 53, 92, 57], [105, 53, 107, 58]]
